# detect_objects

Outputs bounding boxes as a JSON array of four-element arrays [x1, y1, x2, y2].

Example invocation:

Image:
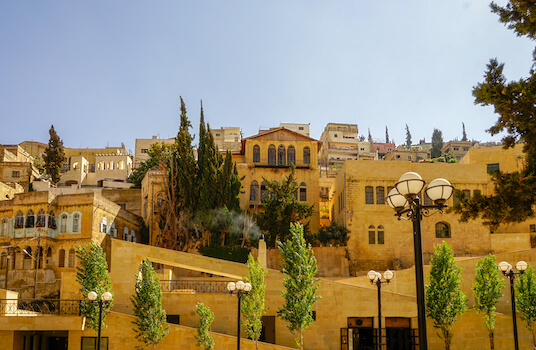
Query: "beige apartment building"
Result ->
[[134, 136, 175, 168], [210, 126, 242, 152]]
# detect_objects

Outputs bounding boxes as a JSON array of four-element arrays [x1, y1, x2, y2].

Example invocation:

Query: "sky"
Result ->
[[1, 1, 534, 153]]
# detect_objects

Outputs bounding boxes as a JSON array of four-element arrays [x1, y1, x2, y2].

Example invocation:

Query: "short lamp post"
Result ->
[[367, 269, 394, 350], [87, 291, 113, 350], [227, 280, 252, 350], [498, 260, 528, 350], [386, 172, 454, 350]]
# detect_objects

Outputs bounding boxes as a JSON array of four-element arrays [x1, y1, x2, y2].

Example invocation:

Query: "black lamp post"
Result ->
[[498, 260, 527, 350], [88, 291, 113, 350], [367, 269, 394, 350], [227, 280, 252, 350], [386, 172, 454, 350]]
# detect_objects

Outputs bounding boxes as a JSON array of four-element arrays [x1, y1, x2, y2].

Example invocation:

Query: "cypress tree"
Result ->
[[43, 125, 66, 185]]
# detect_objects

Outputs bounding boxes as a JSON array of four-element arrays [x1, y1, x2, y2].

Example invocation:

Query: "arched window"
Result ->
[[268, 145, 276, 166], [48, 211, 56, 229], [58, 249, 65, 267], [68, 249, 76, 267], [36, 209, 46, 227], [0, 254, 6, 269], [303, 147, 311, 165], [435, 222, 451, 238], [287, 146, 296, 165], [119, 161, 125, 170], [250, 181, 259, 201], [261, 182, 269, 201], [377, 225, 385, 244], [73, 213, 80, 233], [368, 225, 376, 244], [278, 145, 286, 166], [60, 214, 68, 233], [299, 182, 307, 201], [109, 161, 115, 170], [123, 227, 129, 241], [157, 194, 164, 207], [253, 145, 261, 163], [24, 247, 32, 259], [98, 161, 105, 170], [376, 187, 385, 205], [25, 210, 35, 228], [72, 162, 79, 170], [1, 219, 7, 237], [101, 217, 108, 233], [36, 246, 43, 268], [14, 211, 24, 229], [365, 186, 374, 204], [46, 247, 53, 265]]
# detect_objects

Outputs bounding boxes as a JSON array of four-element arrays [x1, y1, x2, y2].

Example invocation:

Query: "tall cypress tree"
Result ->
[[43, 125, 66, 185], [405, 124, 412, 149], [218, 151, 241, 211], [431, 128, 444, 158], [385, 126, 390, 144]]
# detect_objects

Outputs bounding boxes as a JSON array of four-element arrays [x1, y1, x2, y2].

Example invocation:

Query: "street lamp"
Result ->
[[498, 260, 528, 350], [227, 280, 252, 350], [387, 172, 454, 350], [87, 291, 113, 350], [368, 269, 394, 350]]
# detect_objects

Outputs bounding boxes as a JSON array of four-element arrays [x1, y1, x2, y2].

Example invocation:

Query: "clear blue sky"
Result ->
[[1, 1, 534, 153]]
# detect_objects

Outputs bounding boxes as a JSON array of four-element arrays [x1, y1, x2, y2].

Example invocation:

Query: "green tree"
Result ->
[[515, 265, 536, 347], [129, 143, 173, 188], [462, 122, 468, 142], [453, 1, 536, 228], [195, 303, 215, 350], [425, 242, 467, 350], [218, 151, 241, 211], [43, 125, 66, 185], [277, 223, 321, 350], [76, 242, 113, 331], [241, 255, 267, 350], [472, 254, 504, 349], [405, 124, 412, 149], [385, 126, 390, 144], [131, 259, 168, 349], [367, 128, 373, 143], [255, 166, 313, 247], [430, 128, 444, 158]]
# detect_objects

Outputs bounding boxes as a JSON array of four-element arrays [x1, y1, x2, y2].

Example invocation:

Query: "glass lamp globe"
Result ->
[[395, 172, 425, 198], [498, 261, 511, 273], [367, 270, 377, 282], [383, 270, 394, 281], [88, 291, 98, 301], [244, 283, 252, 292], [236, 280, 245, 291], [386, 188, 408, 210], [102, 292, 113, 301], [425, 178, 454, 205], [227, 282, 236, 292], [516, 261, 528, 272]]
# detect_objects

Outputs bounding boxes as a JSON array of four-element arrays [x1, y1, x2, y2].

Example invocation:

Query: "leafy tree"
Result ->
[[425, 242, 467, 350], [367, 128, 373, 143], [129, 143, 173, 188], [453, 1, 536, 228], [76, 242, 113, 331], [358, 135, 366, 142], [131, 259, 168, 349], [430, 128, 444, 158], [218, 151, 241, 212], [385, 126, 390, 144], [277, 223, 321, 350], [195, 303, 215, 350], [472, 254, 504, 349], [241, 255, 267, 350], [462, 122, 468, 142], [43, 125, 66, 185], [309, 222, 349, 247], [405, 124, 412, 149], [515, 266, 536, 348], [255, 166, 313, 247]]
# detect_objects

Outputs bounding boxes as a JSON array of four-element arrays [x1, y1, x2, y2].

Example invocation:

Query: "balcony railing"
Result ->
[[0, 299, 82, 316], [160, 280, 229, 294]]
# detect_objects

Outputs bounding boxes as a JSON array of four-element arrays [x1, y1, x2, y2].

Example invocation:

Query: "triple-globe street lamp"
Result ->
[[227, 280, 252, 350], [386, 172, 454, 350], [87, 291, 113, 350], [498, 260, 528, 350], [367, 269, 394, 350]]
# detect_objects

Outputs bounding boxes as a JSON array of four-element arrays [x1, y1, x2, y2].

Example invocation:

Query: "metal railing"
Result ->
[[160, 280, 229, 294], [0, 299, 82, 316]]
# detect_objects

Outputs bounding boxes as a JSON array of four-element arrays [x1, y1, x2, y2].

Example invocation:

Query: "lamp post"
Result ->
[[498, 260, 527, 350], [367, 269, 394, 350], [386, 172, 454, 350], [227, 280, 252, 350], [87, 291, 113, 350]]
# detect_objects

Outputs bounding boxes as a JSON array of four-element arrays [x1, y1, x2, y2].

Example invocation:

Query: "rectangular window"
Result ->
[[453, 147, 459, 151], [365, 187, 374, 204], [81, 337, 109, 350], [299, 127, 304, 130], [377, 230, 384, 244], [166, 315, 180, 324], [463, 190, 471, 198], [368, 231, 375, 244], [12, 171, 20, 178], [531, 224, 536, 233], [376, 187, 385, 205], [487, 163, 500, 173]]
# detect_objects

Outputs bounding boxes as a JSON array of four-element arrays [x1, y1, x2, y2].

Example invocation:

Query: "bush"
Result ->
[[198, 246, 250, 263], [307, 222, 349, 247]]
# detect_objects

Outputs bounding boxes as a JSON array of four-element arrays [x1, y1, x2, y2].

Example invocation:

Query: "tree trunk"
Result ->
[[443, 329, 451, 350], [489, 330, 494, 349], [300, 329, 304, 350]]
